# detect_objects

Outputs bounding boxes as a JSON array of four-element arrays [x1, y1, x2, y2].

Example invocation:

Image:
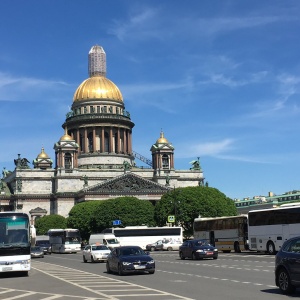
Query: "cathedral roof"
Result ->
[[73, 75, 123, 102], [37, 147, 50, 159], [73, 45, 123, 102], [156, 131, 169, 144]]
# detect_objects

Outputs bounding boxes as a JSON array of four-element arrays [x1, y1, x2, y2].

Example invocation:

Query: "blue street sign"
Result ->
[[112, 220, 121, 226]]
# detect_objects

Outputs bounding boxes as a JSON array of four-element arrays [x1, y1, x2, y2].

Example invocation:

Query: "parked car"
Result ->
[[31, 246, 44, 258], [275, 236, 300, 294], [179, 239, 218, 260], [106, 245, 155, 275], [162, 240, 182, 251], [83, 244, 111, 263], [145, 240, 165, 251], [36, 240, 51, 255]]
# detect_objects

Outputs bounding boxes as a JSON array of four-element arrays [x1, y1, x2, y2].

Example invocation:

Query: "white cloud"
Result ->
[[0, 72, 71, 101]]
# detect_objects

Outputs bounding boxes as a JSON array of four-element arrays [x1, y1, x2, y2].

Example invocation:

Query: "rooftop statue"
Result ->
[[14, 154, 30, 169], [190, 157, 201, 170]]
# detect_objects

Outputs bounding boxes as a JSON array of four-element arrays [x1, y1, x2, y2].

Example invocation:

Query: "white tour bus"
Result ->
[[104, 226, 183, 250], [193, 215, 248, 253], [48, 228, 81, 253], [0, 212, 32, 275], [248, 203, 300, 254]]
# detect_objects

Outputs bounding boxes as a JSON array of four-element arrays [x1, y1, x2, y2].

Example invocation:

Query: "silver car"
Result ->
[[83, 244, 111, 263]]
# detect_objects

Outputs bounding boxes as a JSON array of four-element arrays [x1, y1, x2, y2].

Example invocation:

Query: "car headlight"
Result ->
[[122, 261, 132, 266], [148, 260, 155, 264], [214, 249, 218, 252], [196, 250, 204, 253]]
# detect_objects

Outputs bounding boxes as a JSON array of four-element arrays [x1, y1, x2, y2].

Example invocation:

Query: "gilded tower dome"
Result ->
[[73, 45, 123, 102], [156, 131, 169, 144], [37, 147, 50, 159], [73, 76, 123, 102]]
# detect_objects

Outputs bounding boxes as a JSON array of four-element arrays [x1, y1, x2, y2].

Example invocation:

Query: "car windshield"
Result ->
[[105, 238, 119, 244], [32, 246, 41, 251], [194, 240, 210, 246], [121, 248, 145, 256], [92, 245, 109, 251]]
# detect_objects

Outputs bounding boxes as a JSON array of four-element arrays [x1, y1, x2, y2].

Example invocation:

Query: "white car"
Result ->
[[162, 240, 182, 251], [83, 244, 111, 263]]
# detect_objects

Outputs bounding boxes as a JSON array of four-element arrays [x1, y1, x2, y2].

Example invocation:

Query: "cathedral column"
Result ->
[[76, 130, 80, 153], [93, 127, 96, 152], [117, 128, 120, 153], [123, 129, 127, 154], [128, 131, 132, 154], [109, 127, 113, 152], [101, 127, 105, 153]]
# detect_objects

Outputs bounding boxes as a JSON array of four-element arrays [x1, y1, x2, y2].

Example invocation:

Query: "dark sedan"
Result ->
[[106, 245, 155, 275], [179, 239, 218, 260], [275, 236, 300, 294], [31, 246, 44, 258]]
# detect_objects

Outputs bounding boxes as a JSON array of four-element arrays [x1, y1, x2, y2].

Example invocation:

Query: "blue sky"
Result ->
[[1, 0, 300, 200]]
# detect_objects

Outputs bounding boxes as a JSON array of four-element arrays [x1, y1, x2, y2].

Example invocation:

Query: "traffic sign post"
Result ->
[[168, 215, 175, 223]]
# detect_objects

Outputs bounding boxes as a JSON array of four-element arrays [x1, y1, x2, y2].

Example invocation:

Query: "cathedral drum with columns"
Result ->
[[0, 45, 204, 223]]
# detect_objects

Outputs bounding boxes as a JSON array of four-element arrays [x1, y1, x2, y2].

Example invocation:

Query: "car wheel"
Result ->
[[83, 255, 87, 263], [277, 268, 296, 294], [192, 252, 197, 260], [150, 246, 155, 251], [118, 264, 124, 276], [213, 256, 218, 260], [179, 252, 185, 260], [91, 256, 95, 263], [267, 241, 276, 255], [167, 247, 173, 251], [106, 262, 111, 274], [148, 270, 155, 274]]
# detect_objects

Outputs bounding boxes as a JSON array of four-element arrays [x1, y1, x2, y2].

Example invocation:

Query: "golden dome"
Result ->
[[156, 131, 169, 144], [73, 75, 123, 102], [60, 131, 73, 141], [37, 147, 49, 159]]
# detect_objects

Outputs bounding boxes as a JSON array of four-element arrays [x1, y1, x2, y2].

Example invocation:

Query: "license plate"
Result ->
[[206, 252, 213, 255], [134, 265, 146, 269], [2, 267, 13, 271]]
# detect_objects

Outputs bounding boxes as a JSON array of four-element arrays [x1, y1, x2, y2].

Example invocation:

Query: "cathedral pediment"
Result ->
[[85, 172, 171, 194]]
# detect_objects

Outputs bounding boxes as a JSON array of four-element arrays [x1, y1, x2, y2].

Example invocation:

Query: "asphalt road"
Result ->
[[0, 251, 298, 299]]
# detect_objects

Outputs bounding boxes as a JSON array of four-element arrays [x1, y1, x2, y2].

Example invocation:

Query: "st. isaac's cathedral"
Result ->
[[0, 45, 204, 221]]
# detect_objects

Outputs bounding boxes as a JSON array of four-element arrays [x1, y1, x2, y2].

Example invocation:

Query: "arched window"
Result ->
[[65, 153, 72, 169], [162, 155, 169, 169]]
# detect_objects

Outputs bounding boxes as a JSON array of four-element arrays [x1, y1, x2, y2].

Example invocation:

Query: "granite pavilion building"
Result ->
[[0, 45, 204, 222]]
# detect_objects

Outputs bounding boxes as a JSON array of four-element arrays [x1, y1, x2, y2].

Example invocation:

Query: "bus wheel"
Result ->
[[267, 241, 276, 255], [234, 242, 241, 253]]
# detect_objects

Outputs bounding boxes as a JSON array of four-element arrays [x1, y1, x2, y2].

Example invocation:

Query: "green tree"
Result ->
[[67, 201, 102, 240], [154, 186, 237, 237], [92, 196, 155, 233], [35, 214, 67, 235]]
